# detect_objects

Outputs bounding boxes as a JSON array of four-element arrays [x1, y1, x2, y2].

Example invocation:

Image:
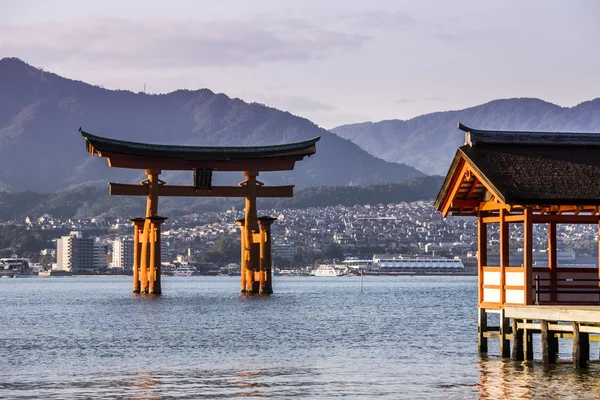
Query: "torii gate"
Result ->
[[80, 128, 319, 295]]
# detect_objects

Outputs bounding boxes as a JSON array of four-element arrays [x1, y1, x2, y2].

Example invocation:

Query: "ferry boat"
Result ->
[[172, 265, 197, 276], [0, 255, 33, 278], [369, 255, 465, 275], [312, 264, 344, 277]]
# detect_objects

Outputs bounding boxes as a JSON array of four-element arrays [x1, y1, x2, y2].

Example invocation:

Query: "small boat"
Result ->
[[172, 265, 197, 276], [312, 264, 344, 277], [0, 254, 33, 278]]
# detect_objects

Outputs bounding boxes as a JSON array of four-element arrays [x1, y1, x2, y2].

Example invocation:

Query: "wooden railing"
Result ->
[[534, 272, 600, 305], [480, 266, 600, 308]]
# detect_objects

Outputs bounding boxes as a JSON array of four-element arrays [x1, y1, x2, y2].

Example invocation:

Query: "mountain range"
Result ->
[[331, 98, 600, 175], [3, 57, 600, 200], [0, 176, 444, 220], [0, 57, 423, 192]]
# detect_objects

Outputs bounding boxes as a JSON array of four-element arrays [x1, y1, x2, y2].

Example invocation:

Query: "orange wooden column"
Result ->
[[598, 221, 600, 296], [477, 216, 487, 305], [140, 169, 161, 295], [148, 215, 167, 295], [130, 217, 145, 293], [499, 208, 509, 306], [548, 221, 557, 303], [145, 169, 160, 216], [236, 218, 247, 293], [258, 216, 277, 295], [243, 171, 260, 294], [139, 219, 150, 294], [523, 207, 533, 305]]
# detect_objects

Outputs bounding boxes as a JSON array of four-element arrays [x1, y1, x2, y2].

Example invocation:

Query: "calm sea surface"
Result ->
[[2, 276, 600, 399]]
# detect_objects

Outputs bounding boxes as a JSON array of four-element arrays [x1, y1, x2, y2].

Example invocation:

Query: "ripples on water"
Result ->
[[1, 276, 600, 399]]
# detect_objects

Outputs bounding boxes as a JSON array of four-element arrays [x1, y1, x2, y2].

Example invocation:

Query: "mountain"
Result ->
[[331, 98, 600, 175], [0, 57, 424, 192], [0, 176, 443, 220]]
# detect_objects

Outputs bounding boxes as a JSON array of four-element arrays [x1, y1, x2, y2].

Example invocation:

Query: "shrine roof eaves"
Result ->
[[459, 122, 600, 147]]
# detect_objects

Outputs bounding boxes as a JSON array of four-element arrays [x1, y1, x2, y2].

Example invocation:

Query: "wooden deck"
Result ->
[[479, 305, 600, 367], [505, 305, 600, 325]]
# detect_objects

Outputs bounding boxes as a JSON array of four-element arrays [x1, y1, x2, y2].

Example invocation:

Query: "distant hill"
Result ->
[[331, 98, 600, 175], [0, 57, 423, 192], [269, 175, 443, 209], [0, 176, 444, 220]]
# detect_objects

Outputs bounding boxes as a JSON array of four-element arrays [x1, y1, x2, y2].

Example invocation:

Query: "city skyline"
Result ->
[[2, 1, 598, 127]]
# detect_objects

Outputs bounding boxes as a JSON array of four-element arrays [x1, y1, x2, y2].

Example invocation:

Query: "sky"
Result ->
[[1, 0, 599, 128]]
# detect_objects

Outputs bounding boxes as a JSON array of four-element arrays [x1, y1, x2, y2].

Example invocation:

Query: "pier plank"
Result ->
[[505, 305, 600, 324]]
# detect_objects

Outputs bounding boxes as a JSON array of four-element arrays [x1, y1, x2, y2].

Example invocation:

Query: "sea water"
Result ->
[[2, 276, 600, 399]]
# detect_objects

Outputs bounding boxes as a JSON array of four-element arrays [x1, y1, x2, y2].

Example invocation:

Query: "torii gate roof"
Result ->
[[80, 128, 320, 171]]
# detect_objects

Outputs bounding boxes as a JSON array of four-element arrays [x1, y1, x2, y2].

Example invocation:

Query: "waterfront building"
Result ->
[[435, 122, 600, 367], [111, 237, 134, 273], [55, 231, 105, 273]]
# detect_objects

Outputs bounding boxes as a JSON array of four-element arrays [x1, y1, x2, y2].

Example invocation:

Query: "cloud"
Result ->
[[396, 96, 444, 104], [343, 10, 416, 30], [270, 95, 336, 113], [0, 17, 369, 68], [245, 92, 336, 113]]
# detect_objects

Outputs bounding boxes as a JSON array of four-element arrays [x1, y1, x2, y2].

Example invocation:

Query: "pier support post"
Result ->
[[573, 322, 589, 368], [511, 318, 524, 361], [541, 320, 557, 364], [499, 309, 511, 358], [524, 319, 534, 360], [130, 218, 145, 293], [478, 308, 488, 354]]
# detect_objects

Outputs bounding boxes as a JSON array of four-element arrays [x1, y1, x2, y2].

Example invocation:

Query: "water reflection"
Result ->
[[231, 370, 269, 397], [477, 356, 600, 399], [131, 370, 160, 400]]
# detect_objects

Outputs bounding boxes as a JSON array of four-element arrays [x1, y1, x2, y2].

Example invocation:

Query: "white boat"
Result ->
[[312, 264, 343, 277], [0, 254, 32, 278], [370, 255, 465, 274], [172, 265, 197, 276]]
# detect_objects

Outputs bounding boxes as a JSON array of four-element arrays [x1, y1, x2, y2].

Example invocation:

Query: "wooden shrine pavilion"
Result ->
[[81, 128, 319, 295], [435, 123, 600, 367]]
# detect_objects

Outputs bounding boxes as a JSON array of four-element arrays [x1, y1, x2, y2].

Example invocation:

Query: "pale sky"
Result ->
[[1, 0, 599, 128]]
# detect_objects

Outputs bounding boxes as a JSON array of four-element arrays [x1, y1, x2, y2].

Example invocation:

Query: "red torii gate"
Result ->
[[80, 129, 319, 295]]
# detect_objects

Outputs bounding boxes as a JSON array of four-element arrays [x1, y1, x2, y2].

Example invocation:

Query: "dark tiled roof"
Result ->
[[459, 144, 600, 205], [80, 128, 320, 160], [436, 123, 600, 208]]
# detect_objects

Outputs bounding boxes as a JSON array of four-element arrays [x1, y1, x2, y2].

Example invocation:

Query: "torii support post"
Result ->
[[130, 218, 146, 293], [139, 170, 161, 295], [258, 216, 277, 295], [243, 171, 260, 294], [148, 215, 167, 295], [236, 219, 247, 293]]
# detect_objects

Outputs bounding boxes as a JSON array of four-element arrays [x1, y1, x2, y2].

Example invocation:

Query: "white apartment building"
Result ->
[[111, 237, 134, 273], [55, 231, 105, 273]]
